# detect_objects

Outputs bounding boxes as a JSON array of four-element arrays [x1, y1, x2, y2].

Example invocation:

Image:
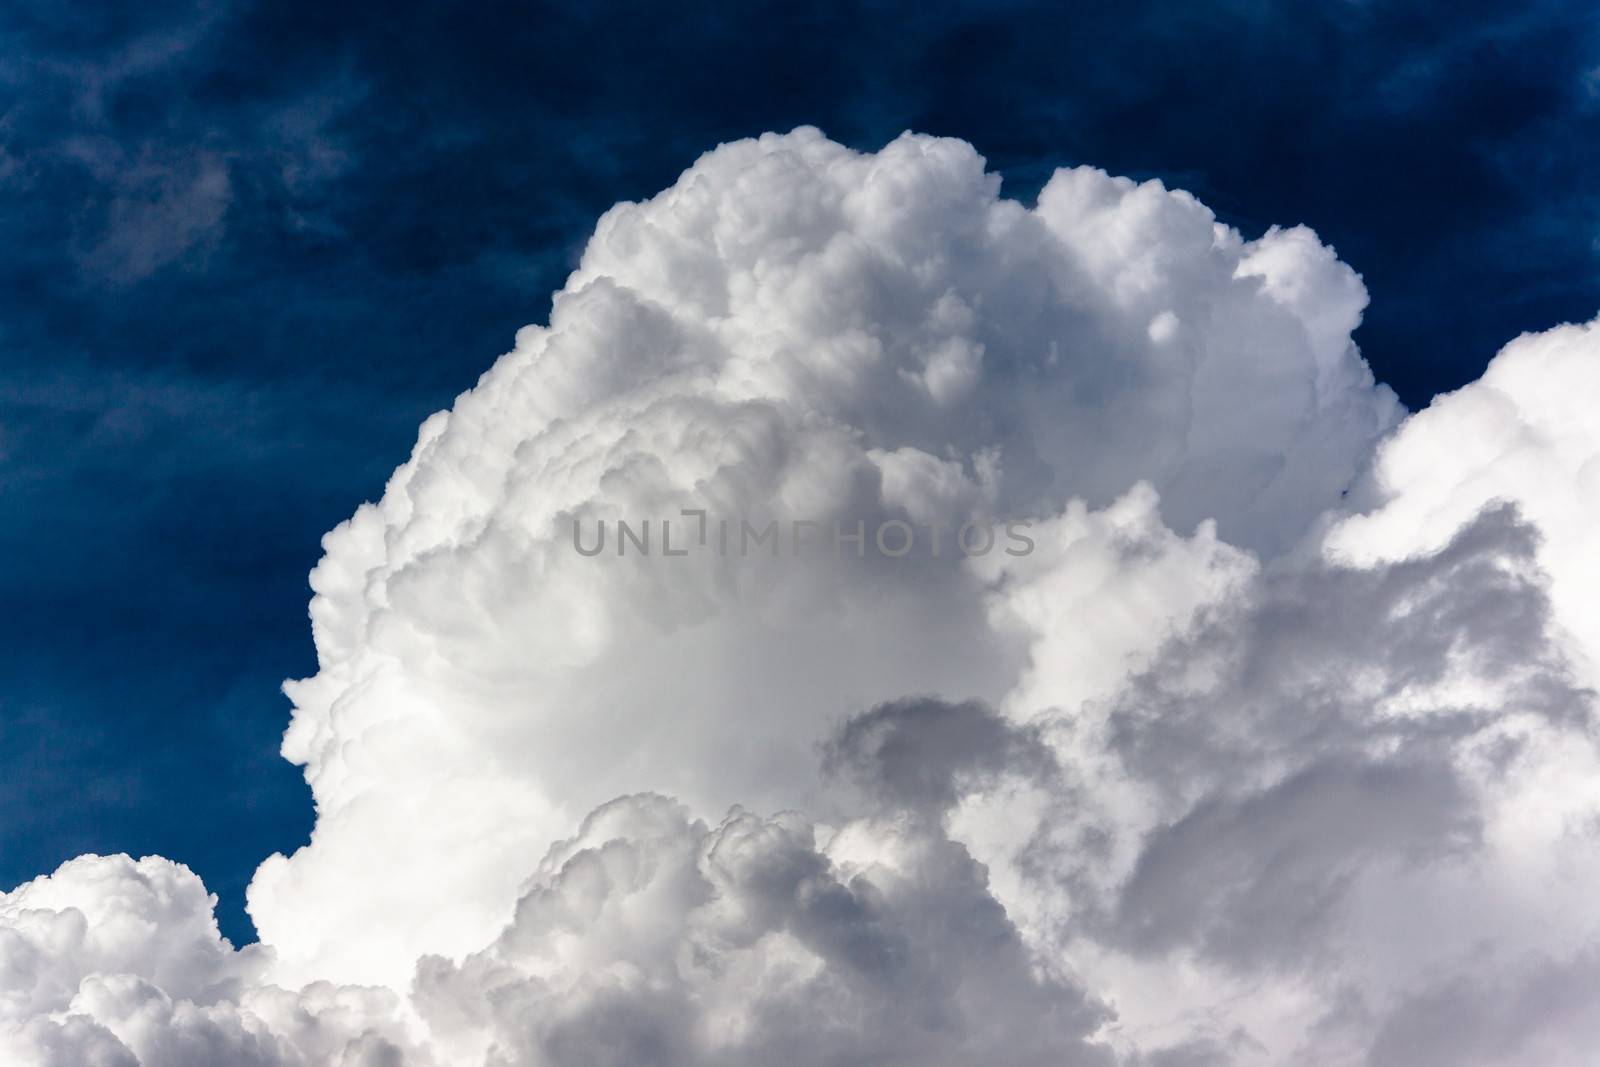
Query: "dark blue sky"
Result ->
[[2, 0, 1596, 945]]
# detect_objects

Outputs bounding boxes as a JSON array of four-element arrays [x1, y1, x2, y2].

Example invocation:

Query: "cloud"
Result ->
[[1, 703, 1111, 1067], [1365, 947, 1600, 1067], [251, 127, 1399, 990], [1327, 316, 1600, 684], [0, 855, 416, 1066], [820, 696, 1055, 813], [0, 2, 363, 286], [5, 129, 1600, 1065], [944, 493, 1600, 1061], [415, 776, 1114, 1067]]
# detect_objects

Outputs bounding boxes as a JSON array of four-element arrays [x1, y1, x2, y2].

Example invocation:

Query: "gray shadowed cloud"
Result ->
[[413, 790, 1116, 1067], [822, 696, 1057, 814]]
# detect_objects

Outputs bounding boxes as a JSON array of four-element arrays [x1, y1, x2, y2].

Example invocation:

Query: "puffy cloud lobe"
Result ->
[[1327, 316, 1600, 684], [0, 856, 419, 1066], [0, 854, 258, 1020], [6, 130, 1600, 1065], [415, 784, 1114, 1067]]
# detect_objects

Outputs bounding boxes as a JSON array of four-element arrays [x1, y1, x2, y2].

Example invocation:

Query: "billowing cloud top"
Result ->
[[5, 129, 1598, 1066]]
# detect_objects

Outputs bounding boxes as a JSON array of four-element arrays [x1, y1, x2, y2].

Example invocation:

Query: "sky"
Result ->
[[2, 0, 1598, 957], [4, 4, 1600, 1064]]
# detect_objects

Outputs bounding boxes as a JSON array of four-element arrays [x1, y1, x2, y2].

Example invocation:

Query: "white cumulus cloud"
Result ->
[[5, 128, 1599, 1066], [251, 128, 1400, 989]]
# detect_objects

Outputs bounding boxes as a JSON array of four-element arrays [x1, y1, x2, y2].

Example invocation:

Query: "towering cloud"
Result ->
[[4, 130, 1597, 1065], [249, 128, 1400, 989]]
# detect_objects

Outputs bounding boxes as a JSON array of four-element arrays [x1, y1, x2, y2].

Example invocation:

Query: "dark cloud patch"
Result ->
[[1366, 947, 1600, 1066], [1061, 504, 1594, 976], [822, 697, 1054, 814], [1115, 758, 1476, 969], [1109, 505, 1584, 801]]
